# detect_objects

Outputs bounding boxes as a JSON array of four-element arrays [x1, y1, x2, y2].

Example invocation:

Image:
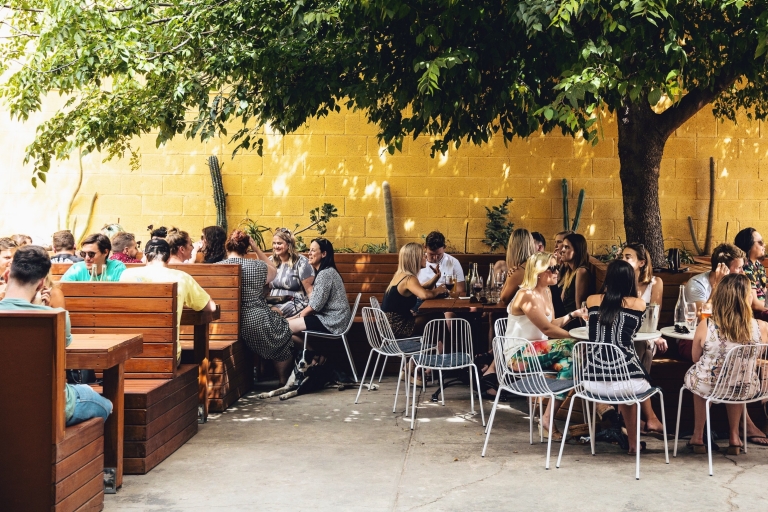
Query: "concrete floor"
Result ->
[[107, 377, 768, 511]]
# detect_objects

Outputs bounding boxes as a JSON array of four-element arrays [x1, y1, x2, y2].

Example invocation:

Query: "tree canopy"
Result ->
[[2, 0, 768, 257]]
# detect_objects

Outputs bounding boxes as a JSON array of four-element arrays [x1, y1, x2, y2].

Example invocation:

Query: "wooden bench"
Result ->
[[56, 280, 199, 475], [0, 311, 105, 511]]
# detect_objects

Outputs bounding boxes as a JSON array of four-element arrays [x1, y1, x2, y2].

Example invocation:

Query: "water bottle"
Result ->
[[674, 285, 687, 328]]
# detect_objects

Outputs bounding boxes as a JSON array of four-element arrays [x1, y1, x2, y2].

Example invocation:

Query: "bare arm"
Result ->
[[500, 268, 524, 304], [206, 299, 217, 312], [573, 267, 590, 309], [518, 291, 572, 339], [404, 275, 446, 300], [751, 289, 766, 312], [302, 275, 314, 297], [691, 318, 709, 363], [249, 238, 277, 283], [650, 276, 664, 306], [759, 320, 768, 342]]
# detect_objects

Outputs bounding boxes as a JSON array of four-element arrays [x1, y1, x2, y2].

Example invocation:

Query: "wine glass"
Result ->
[[700, 302, 713, 321], [685, 303, 697, 329], [444, 274, 456, 298], [495, 270, 505, 302], [580, 301, 588, 325]]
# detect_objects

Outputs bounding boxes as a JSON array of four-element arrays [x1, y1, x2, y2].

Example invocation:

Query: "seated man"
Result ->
[[120, 239, 216, 362], [109, 232, 142, 264], [0, 246, 112, 426], [61, 233, 126, 282], [417, 231, 466, 295], [50, 230, 84, 263]]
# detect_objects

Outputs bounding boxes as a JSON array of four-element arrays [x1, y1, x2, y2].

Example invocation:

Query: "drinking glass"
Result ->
[[495, 271, 505, 302], [444, 274, 456, 298], [685, 303, 697, 329], [700, 302, 713, 321]]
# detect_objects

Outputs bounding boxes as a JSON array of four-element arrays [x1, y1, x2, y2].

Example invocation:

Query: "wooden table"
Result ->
[[67, 333, 143, 492], [181, 305, 221, 424]]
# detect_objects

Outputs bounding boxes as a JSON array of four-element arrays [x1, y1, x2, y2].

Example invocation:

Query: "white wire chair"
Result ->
[[368, 296, 391, 383], [482, 336, 575, 468], [303, 293, 362, 382], [356, 307, 428, 412], [494, 317, 508, 337], [556, 341, 670, 480], [673, 343, 768, 476], [369, 296, 380, 308], [408, 318, 485, 430]]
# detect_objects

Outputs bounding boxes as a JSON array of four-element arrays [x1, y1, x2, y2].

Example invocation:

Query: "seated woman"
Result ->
[[192, 225, 227, 264], [219, 230, 295, 385], [584, 260, 651, 455], [268, 228, 315, 317], [685, 274, 768, 454], [558, 233, 592, 330], [288, 238, 351, 340], [382, 242, 446, 339], [500, 228, 537, 304], [504, 251, 583, 440], [166, 228, 194, 264], [620, 242, 667, 435]]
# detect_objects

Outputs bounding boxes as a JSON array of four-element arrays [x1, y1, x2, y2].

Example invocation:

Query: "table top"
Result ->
[[569, 326, 662, 342], [418, 297, 507, 313], [67, 333, 143, 369], [181, 305, 221, 325], [660, 325, 695, 340]]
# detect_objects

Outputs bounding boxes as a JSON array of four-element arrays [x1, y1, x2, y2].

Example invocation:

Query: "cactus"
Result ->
[[562, 178, 585, 231], [382, 181, 397, 252], [207, 155, 227, 233]]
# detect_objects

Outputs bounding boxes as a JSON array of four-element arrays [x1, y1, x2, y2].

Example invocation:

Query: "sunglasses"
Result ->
[[547, 265, 559, 274], [79, 251, 99, 259]]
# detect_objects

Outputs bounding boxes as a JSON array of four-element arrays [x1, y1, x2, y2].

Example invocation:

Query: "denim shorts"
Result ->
[[66, 384, 113, 427]]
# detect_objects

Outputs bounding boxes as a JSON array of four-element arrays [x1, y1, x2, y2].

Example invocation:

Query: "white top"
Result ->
[[639, 276, 656, 303], [417, 252, 465, 286], [685, 271, 711, 304], [505, 310, 549, 341]]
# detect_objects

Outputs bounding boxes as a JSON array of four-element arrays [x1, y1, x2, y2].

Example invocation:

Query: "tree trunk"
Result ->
[[617, 100, 669, 265]]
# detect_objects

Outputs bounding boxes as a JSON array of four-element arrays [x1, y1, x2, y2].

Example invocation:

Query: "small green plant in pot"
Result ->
[[238, 212, 271, 251], [481, 197, 515, 253]]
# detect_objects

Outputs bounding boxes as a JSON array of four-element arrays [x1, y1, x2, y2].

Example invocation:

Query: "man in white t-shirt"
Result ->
[[417, 231, 466, 295]]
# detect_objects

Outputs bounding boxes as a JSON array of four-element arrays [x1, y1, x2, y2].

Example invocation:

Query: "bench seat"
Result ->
[[180, 339, 253, 412], [54, 417, 105, 512]]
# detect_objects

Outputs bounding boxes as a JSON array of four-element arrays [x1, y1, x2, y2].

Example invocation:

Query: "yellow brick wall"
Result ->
[[0, 99, 765, 259]]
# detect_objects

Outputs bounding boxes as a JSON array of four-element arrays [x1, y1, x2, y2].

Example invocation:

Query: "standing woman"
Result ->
[[193, 226, 227, 264], [268, 228, 315, 317], [166, 228, 194, 264], [289, 238, 351, 339], [382, 242, 446, 338], [219, 230, 295, 385], [500, 228, 537, 304], [559, 233, 592, 329]]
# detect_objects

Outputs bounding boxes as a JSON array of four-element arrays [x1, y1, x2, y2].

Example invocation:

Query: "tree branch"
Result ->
[[658, 72, 739, 137]]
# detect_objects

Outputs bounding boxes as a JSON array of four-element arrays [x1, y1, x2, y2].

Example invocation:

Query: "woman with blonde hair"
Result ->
[[268, 228, 315, 317], [685, 274, 768, 453], [500, 228, 537, 304], [504, 251, 585, 440], [381, 242, 447, 339], [167, 228, 193, 264]]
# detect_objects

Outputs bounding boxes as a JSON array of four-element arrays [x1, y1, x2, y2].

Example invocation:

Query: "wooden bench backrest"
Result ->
[[59, 282, 179, 379], [166, 264, 241, 343], [0, 311, 66, 509]]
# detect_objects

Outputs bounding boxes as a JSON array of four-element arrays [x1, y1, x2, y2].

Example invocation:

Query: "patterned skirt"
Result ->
[[385, 311, 416, 339], [507, 338, 576, 399]]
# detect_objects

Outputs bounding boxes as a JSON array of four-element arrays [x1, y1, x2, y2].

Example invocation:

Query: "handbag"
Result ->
[[66, 369, 97, 384]]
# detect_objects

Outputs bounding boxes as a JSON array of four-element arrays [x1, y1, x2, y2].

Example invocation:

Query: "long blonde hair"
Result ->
[[520, 252, 554, 290], [269, 228, 301, 268], [506, 228, 536, 270], [712, 274, 754, 344], [389, 243, 422, 290]]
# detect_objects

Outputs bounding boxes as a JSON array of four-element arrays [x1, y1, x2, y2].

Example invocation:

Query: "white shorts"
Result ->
[[583, 378, 651, 398]]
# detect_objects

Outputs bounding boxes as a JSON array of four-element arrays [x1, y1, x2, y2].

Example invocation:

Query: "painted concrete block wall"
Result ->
[[0, 98, 764, 259]]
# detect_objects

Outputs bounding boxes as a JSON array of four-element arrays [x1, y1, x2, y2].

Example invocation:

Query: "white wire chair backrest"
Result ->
[[369, 296, 381, 309], [422, 318, 474, 365], [492, 336, 552, 395], [361, 307, 386, 351], [342, 293, 362, 335], [572, 341, 643, 402], [494, 317, 508, 338], [711, 343, 768, 402]]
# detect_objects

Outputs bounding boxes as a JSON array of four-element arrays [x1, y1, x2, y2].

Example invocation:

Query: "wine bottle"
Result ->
[[471, 262, 483, 300], [674, 285, 687, 328]]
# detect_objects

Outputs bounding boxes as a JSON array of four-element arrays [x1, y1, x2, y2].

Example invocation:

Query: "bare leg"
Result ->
[[640, 398, 664, 432], [726, 404, 744, 447], [541, 398, 564, 433], [690, 394, 708, 445], [274, 359, 293, 386], [619, 404, 640, 454], [743, 412, 768, 441]]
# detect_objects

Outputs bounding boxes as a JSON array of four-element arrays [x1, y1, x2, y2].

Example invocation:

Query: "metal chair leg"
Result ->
[[658, 392, 669, 464], [340, 334, 358, 382], [378, 356, 388, 382], [673, 386, 685, 457], [355, 350, 374, 404], [396, 357, 405, 414], [556, 394, 577, 468], [482, 392, 502, 457], [706, 399, 714, 476], [635, 401, 642, 480], [473, 364, 485, 426]]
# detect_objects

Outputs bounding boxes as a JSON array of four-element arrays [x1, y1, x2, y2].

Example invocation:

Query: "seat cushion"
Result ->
[[508, 376, 575, 395], [396, 340, 422, 354], [414, 353, 472, 368]]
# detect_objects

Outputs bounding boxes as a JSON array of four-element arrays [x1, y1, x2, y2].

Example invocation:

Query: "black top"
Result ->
[[382, 276, 418, 317], [585, 305, 648, 380]]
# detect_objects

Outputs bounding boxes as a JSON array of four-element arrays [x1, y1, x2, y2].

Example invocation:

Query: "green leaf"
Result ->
[[648, 88, 662, 106]]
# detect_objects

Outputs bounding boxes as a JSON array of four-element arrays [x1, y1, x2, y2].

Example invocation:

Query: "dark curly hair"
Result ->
[[202, 226, 227, 263], [225, 230, 250, 256]]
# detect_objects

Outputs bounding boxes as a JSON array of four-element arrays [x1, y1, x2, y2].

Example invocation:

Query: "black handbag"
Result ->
[[66, 369, 97, 384]]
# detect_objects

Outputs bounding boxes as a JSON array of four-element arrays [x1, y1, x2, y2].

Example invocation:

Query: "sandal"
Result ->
[[538, 420, 563, 442], [747, 435, 768, 447], [727, 444, 743, 456], [687, 441, 719, 454]]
